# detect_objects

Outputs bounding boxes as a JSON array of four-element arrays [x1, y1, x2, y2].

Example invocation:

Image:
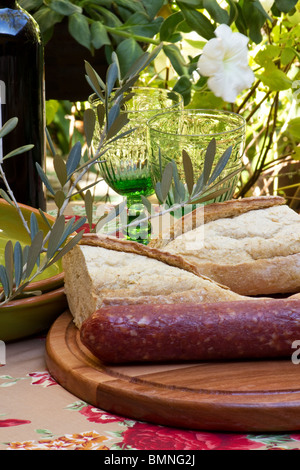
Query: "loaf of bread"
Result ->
[[62, 235, 249, 328], [148, 196, 300, 296]]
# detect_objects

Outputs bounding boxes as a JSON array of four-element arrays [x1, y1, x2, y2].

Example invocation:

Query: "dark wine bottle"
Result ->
[[0, 0, 46, 210]]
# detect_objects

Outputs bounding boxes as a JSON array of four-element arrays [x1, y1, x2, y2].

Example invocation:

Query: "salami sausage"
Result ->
[[80, 299, 300, 364]]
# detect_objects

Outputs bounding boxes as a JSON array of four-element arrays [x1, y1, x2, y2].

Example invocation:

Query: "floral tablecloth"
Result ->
[[1, 333, 300, 451]]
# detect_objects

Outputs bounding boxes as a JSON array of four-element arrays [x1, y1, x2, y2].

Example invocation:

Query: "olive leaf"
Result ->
[[0, 265, 9, 298], [70, 177, 104, 197], [111, 51, 121, 83], [96, 103, 105, 129], [46, 127, 56, 157], [206, 146, 233, 187], [105, 127, 136, 146], [54, 155, 68, 187], [113, 76, 140, 102], [63, 216, 86, 240], [140, 195, 152, 214], [106, 113, 130, 141], [13, 241, 23, 289], [66, 141, 82, 179], [9, 281, 30, 300], [106, 61, 119, 98], [192, 138, 216, 196], [0, 189, 13, 205], [36, 162, 56, 196], [160, 162, 174, 203], [0, 117, 18, 140], [30, 212, 39, 240], [190, 187, 231, 204], [25, 230, 44, 279], [54, 190, 66, 209], [46, 215, 66, 260], [197, 165, 243, 196], [121, 43, 163, 83], [75, 147, 109, 173], [2, 144, 34, 161], [21, 245, 29, 281], [106, 102, 121, 132], [202, 138, 217, 186], [83, 108, 96, 148], [84, 60, 105, 99], [84, 189, 94, 228], [171, 160, 186, 203], [38, 209, 53, 230], [46, 215, 87, 262], [182, 149, 194, 196], [155, 181, 164, 205], [4, 240, 14, 296]]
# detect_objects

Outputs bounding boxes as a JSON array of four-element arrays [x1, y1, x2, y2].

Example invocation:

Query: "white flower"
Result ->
[[259, 0, 274, 13], [197, 24, 255, 103]]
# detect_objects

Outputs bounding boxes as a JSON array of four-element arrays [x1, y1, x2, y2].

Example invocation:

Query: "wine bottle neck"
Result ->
[[0, 0, 18, 8]]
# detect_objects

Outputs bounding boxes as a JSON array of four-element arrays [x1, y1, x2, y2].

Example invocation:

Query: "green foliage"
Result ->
[[19, 0, 164, 76], [22, 0, 300, 210], [20, 0, 299, 90]]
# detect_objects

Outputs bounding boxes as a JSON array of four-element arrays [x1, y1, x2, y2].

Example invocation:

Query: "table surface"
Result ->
[[2, 333, 300, 451]]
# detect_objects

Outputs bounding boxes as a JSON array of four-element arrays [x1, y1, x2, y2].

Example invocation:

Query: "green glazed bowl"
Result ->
[[0, 199, 67, 342], [0, 199, 64, 294], [0, 286, 68, 342]]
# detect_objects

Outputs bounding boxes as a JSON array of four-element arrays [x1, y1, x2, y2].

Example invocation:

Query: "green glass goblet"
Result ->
[[147, 108, 246, 210], [89, 87, 184, 243]]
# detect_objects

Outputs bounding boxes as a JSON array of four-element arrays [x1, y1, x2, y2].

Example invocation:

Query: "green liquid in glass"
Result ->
[[110, 176, 154, 198]]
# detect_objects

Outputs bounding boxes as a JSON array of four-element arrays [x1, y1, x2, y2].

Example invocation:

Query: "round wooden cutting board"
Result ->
[[45, 310, 300, 433]]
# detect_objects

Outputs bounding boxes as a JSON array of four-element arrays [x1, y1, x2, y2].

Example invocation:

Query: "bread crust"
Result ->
[[149, 195, 286, 249], [191, 254, 300, 296], [148, 196, 300, 296]]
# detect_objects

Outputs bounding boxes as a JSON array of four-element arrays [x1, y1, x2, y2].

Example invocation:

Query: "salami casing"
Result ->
[[80, 299, 300, 364]]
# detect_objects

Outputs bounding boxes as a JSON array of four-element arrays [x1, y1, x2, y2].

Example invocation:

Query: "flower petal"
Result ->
[[207, 65, 254, 102], [197, 38, 225, 77], [197, 24, 254, 102], [197, 55, 224, 77], [202, 37, 225, 61]]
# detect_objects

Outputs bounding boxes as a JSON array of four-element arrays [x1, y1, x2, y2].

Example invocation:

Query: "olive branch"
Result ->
[[0, 42, 243, 305], [88, 139, 242, 237], [0, 45, 164, 305]]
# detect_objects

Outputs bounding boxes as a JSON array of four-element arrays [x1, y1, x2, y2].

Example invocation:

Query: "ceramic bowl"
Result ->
[[0, 286, 68, 342], [0, 199, 64, 295]]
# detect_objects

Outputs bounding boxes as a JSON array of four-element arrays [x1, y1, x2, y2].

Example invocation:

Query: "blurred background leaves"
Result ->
[[19, 0, 300, 210]]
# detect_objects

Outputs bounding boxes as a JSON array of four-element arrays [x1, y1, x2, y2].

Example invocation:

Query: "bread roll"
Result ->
[[62, 235, 248, 328], [149, 196, 300, 296]]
